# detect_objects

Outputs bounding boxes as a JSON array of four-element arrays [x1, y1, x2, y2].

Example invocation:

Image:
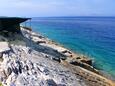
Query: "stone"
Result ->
[[6, 75, 12, 86], [36, 40, 46, 44], [60, 56, 67, 60], [76, 57, 81, 59], [10, 82, 16, 86], [26, 60, 34, 70], [7, 67, 12, 76], [80, 59, 92, 65], [0, 42, 10, 53], [52, 57, 61, 62], [0, 52, 3, 58], [15, 60, 22, 74], [12, 67, 18, 75], [16, 75, 29, 86], [57, 84, 66, 86], [18, 65, 22, 74], [43, 68, 50, 75], [0, 52, 3, 62], [24, 65, 29, 71], [46, 79, 57, 86]]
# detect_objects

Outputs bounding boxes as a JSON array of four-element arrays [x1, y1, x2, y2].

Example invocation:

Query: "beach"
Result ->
[[0, 25, 114, 86], [22, 27, 115, 86]]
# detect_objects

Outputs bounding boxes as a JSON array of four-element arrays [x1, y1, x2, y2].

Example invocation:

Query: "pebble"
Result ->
[[43, 68, 50, 75], [12, 67, 18, 75], [10, 82, 16, 86], [46, 79, 57, 86], [6, 67, 12, 76]]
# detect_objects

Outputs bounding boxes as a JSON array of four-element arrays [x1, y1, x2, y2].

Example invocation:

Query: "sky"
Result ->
[[0, 0, 115, 17]]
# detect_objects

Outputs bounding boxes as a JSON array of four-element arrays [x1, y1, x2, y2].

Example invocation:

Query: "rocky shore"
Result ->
[[0, 27, 114, 86]]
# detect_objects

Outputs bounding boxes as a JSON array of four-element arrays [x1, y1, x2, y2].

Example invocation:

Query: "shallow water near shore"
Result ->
[[25, 17, 115, 78]]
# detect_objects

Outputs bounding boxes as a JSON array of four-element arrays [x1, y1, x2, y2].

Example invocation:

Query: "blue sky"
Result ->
[[0, 0, 115, 17]]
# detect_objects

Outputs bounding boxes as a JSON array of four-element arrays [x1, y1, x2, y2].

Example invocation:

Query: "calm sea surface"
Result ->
[[26, 17, 115, 78]]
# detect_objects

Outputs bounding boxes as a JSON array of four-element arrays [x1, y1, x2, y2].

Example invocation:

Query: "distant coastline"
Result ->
[[32, 16, 115, 18]]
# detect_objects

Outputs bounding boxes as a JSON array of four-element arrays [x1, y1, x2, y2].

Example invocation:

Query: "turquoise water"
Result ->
[[26, 17, 115, 78]]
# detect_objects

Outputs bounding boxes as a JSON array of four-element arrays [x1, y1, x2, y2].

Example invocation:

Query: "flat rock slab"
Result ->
[[0, 42, 10, 52], [40, 43, 67, 52]]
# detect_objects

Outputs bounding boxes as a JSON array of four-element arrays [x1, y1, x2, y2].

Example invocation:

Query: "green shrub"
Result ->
[[0, 82, 3, 86]]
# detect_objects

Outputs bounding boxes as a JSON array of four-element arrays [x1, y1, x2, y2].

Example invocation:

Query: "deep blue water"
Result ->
[[25, 17, 115, 77]]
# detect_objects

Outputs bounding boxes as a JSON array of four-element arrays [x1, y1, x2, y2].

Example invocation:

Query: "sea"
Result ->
[[24, 17, 115, 79]]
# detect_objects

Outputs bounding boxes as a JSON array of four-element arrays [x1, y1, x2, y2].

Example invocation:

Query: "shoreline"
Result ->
[[31, 28, 115, 80], [27, 27, 111, 76], [0, 26, 114, 85], [22, 27, 115, 85], [50, 41, 115, 80]]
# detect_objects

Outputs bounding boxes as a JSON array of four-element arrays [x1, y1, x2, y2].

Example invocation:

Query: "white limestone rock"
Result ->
[[0, 42, 10, 53], [0, 29, 87, 86]]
